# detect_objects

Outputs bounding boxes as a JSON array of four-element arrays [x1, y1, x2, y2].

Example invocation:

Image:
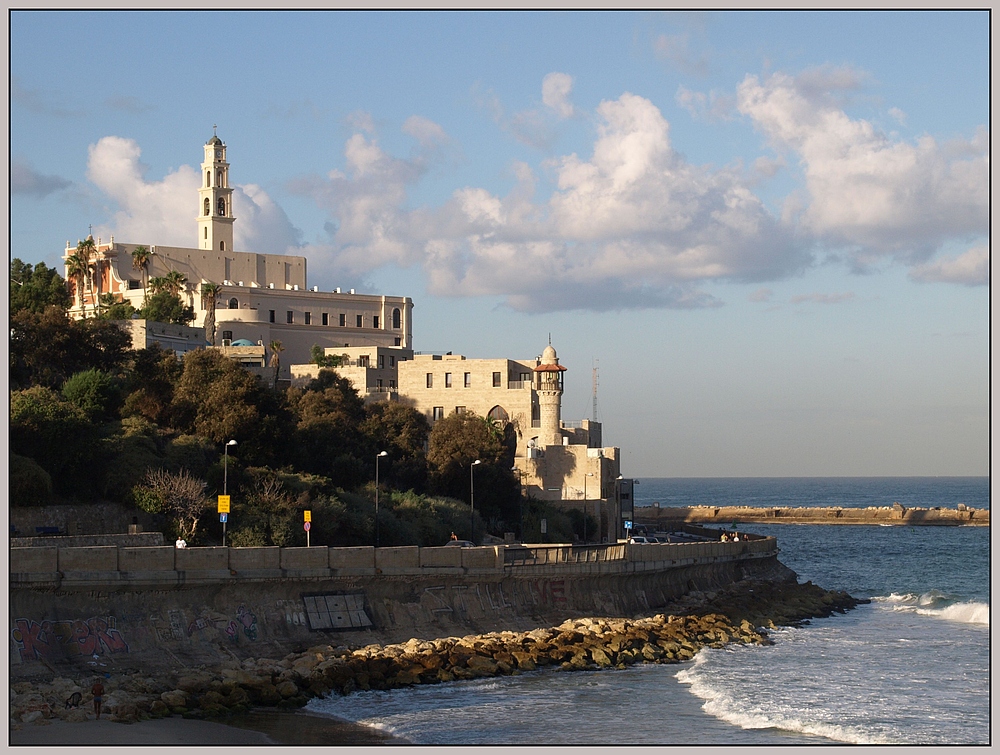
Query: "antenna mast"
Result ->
[[592, 360, 599, 422]]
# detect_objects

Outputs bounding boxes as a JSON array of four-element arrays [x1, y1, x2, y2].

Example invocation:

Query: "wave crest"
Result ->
[[875, 592, 989, 626]]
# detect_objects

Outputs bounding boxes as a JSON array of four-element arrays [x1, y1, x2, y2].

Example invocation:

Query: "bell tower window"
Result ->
[[217, 198, 226, 216], [204, 198, 210, 215], [220, 241, 226, 251], [205, 171, 211, 187]]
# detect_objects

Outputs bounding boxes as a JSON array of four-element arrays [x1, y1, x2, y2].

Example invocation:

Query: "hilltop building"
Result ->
[[62, 132, 413, 378]]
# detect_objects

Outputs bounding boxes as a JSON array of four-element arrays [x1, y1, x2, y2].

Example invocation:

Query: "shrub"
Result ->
[[10, 453, 53, 507]]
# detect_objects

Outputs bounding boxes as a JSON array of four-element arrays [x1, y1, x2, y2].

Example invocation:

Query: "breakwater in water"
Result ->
[[637, 503, 988, 528], [9, 576, 865, 729]]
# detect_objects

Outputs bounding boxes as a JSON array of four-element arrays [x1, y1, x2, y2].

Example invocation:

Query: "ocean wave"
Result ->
[[875, 592, 989, 626], [675, 654, 898, 745]]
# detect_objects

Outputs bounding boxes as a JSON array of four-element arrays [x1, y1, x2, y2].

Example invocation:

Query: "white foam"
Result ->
[[875, 594, 989, 626]]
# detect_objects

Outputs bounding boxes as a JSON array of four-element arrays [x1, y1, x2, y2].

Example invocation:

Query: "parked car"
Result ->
[[445, 540, 476, 547], [627, 536, 652, 544]]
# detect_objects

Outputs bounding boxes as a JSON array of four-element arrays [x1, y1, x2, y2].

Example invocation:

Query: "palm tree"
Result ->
[[268, 340, 284, 386], [162, 269, 188, 297], [200, 282, 222, 346], [65, 253, 89, 318], [75, 236, 97, 315], [131, 245, 151, 305]]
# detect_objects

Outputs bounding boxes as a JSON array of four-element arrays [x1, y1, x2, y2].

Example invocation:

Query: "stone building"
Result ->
[[292, 341, 625, 542], [62, 132, 413, 379]]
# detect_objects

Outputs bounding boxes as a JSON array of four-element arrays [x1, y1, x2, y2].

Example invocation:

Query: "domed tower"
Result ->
[[533, 342, 567, 447], [197, 129, 235, 252]]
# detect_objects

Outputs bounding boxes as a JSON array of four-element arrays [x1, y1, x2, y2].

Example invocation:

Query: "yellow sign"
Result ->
[[217, 495, 231, 513], [304, 510, 312, 522]]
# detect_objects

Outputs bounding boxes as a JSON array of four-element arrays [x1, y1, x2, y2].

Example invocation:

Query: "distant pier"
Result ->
[[636, 503, 988, 527]]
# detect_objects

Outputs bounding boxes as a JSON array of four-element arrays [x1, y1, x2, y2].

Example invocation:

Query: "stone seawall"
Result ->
[[10, 536, 780, 681], [638, 504, 988, 527]]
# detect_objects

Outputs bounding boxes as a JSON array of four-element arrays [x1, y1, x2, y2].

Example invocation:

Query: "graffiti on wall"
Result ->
[[10, 616, 129, 664]]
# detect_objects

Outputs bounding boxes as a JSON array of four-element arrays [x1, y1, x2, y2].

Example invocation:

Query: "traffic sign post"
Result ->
[[218, 495, 231, 547], [304, 520, 311, 548]]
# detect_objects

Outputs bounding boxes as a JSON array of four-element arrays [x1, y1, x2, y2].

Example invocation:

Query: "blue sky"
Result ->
[[10, 10, 989, 476]]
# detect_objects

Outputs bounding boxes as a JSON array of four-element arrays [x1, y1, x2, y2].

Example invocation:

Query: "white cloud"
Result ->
[[909, 245, 989, 286], [86, 135, 299, 253], [292, 93, 808, 312], [11, 158, 71, 197], [542, 72, 576, 119], [888, 107, 907, 126], [737, 70, 988, 262], [676, 85, 735, 122], [653, 32, 709, 77], [790, 292, 856, 305]]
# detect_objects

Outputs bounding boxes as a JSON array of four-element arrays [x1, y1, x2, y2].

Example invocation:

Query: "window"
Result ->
[[464, 372, 471, 387], [339, 313, 346, 327], [378, 355, 384, 369], [322, 313, 329, 326], [432, 407, 444, 421], [392, 308, 401, 328], [520, 372, 531, 382], [356, 315, 363, 328], [286, 311, 294, 324], [222, 330, 233, 342], [373, 316, 380, 329], [455, 406, 466, 415], [269, 310, 275, 323], [220, 241, 225, 251], [445, 373, 452, 388], [204, 228, 208, 240], [204, 198, 210, 216], [217, 197, 226, 216], [426, 373, 433, 388], [389, 379, 396, 389], [206, 171, 211, 187], [228, 297, 238, 309], [493, 372, 501, 388], [376, 379, 383, 388], [304, 312, 311, 325], [359, 355, 369, 368], [389, 356, 395, 368], [394, 337, 401, 346]]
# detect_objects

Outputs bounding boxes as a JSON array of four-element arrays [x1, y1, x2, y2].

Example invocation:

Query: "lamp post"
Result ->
[[470, 460, 481, 543], [511, 466, 523, 542], [223, 440, 236, 547], [616, 474, 624, 542], [375, 451, 388, 548], [582, 472, 594, 543]]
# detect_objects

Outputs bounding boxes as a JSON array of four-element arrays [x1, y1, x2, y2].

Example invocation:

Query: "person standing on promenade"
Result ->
[[90, 680, 104, 719]]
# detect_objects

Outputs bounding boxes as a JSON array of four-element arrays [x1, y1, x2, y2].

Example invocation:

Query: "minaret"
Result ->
[[197, 129, 235, 252], [534, 341, 567, 447]]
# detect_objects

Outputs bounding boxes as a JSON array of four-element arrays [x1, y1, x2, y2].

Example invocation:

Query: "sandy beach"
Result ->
[[9, 708, 401, 747]]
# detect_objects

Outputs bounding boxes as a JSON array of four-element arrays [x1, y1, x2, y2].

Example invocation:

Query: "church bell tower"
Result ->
[[197, 128, 235, 252]]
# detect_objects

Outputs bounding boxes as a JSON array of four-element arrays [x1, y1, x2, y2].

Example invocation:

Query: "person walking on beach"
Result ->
[[91, 680, 104, 719]]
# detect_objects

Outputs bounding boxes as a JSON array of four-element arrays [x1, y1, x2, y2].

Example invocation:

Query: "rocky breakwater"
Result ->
[[10, 578, 865, 730]]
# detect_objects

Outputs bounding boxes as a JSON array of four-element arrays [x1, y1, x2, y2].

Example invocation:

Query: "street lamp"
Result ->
[[470, 460, 482, 543], [582, 472, 594, 543], [375, 451, 388, 548], [223, 440, 236, 547], [511, 466, 523, 542]]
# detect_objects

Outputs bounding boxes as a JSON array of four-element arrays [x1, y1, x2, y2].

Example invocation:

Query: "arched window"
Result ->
[[205, 171, 211, 187], [488, 406, 509, 422], [392, 308, 401, 329], [204, 198, 210, 215], [217, 197, 226, 216], [228, 298, 238, 309], [220, 241, 226, 251], [216, 169, 223, 187], [204, 228, 208, 239]]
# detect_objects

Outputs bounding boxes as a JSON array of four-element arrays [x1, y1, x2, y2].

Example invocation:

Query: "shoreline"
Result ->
[[9, 707, 403, 746]]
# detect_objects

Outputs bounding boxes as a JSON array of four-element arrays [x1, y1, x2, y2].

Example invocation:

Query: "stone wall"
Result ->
[[9, 538, 780, 681]]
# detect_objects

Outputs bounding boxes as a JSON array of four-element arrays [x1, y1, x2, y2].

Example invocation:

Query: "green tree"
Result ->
[[62, 368, 121, 422], [10, 386, 104, 498], [10, 306, 131, 390], [200, 282, 222, 346], [268, 339, 284, 384], [10, 453, 54, 507], [120, 344, 184, 426], [287, 369, 368, 486], [96, 293, 136, 321], [136, 468, 209, 542], [139, 290, 195, 324], [426, 411, 520, 538], [75, 236, 98, 315], [10, 259, 72, 315], [65, 252, 89, 318], [309, 344, 345, 367], [171, 348, 290, 468], [360, 401, 430, 492]]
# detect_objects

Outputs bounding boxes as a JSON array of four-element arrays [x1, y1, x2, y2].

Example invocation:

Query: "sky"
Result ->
[[9, 10, 990, 477]]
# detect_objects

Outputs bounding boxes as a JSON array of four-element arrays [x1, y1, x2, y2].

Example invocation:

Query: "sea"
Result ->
[[306, 477, 991, 746]]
